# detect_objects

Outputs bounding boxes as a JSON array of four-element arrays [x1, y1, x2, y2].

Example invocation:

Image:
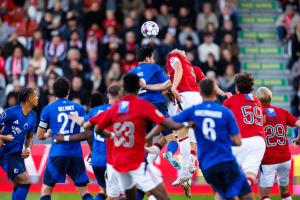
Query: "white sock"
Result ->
[[147, 146, 160, 163], [178, 137, 191, 169], [282, 196, 292, 200]]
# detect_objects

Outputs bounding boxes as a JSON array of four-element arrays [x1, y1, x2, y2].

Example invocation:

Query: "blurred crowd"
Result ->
[[0, 0, 240, 115]]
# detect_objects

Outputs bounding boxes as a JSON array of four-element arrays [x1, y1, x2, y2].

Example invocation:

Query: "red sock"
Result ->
[[281, 193, 290, 199], [247, 177, 254, 186], [154, 142, 163, 150], [261, 196, 269, 200], [191, 150, 196, 156]]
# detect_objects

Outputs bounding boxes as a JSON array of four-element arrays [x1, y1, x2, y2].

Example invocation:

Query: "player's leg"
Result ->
[[277, 160, 292, 200], [105, 164, 125, 200], [92, 166, 107, 200], [68, 157, 93, 200], [259, 164, 276, 200], [163, 133, 181, 170], [146, 134, 166, 163], [116, 170, 137, 200]]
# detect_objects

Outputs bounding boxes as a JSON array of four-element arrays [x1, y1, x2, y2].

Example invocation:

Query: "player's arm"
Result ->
[[94, 108, 113, 136], [37, 108, 51, 140], [53, 131, 90, 143], [170, 57, 183, 100], [22, 132, 33, 158], [230, 134, 242, 146], [142, 80, 172, 91], [0, 134, 14, 141], [215, 85, 232, 98], [227, 109, 242, 146]]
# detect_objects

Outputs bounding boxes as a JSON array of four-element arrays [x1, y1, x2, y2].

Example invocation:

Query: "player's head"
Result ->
[[169, 48, 186, 58], [53, 77, 70, 98], [235, 72, 254, 94], [89, 92, 104, 108], [137, 45, 154, 63], [123, 74, 140, 94], [200, 78, 216, 99], [107, 84, 121, 99], [256, 87, 272, 106], [19, 87, 39, 107]]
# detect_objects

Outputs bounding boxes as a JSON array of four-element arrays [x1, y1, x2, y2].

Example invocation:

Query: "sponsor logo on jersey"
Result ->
[[13, 120, 19, 125], [266, 108, 276, 116], [245, 93, 254, 101], [118, 101, 129, 113]]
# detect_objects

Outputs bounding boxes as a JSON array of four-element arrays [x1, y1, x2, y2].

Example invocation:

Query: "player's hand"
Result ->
[[68, 113, 84, 126], [53, 134, 64, 143], [45, 129, 52, 138], [293, 138, 300, 145], [171, 87, 182, 102], [224, 92, 232, 98], [21, 148, 30, 158], [2, 134, 14, 141]]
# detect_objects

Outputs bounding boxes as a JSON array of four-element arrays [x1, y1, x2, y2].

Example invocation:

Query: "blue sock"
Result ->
[[137, 189, 145, 200], [13, 184, 30, 200], [94, 193, 106, 200], [82, 193, 94, 200], [12, 187, 17, 200], [40, 195, 51, 200], [167, 141, 178, 155]]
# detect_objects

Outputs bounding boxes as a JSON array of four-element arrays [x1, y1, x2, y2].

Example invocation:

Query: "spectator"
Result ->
[[292, 59, 300, 78], [196, 2, 218, 32], [0, 47, 5, 77], [84, 2, 105, 29], [182, 36, 198, 58], [218, 63, 236, 94], [121, 51, 138, 73], [29, 48, 47, 76], [219, 48, 240, 75], [121, 16, 139, 39], [69, 76, 88, 105], [220, 32, 239, 57], [157, 4, 173, 29], [39, 11, 55, 40], [20, 66, 43, 87], [3, 32, 25, 58], [0, 17, 15, 47], [123, 31, 139, 52], [201, 53, 219, 75], [122, 0, 145, 17], [106, 62, 122, 86], [87, 23, 104, 42], [158, 33, 177, 65], [216, 20, 237, 44], [68, 30, 83, 51], [186, 51, 202, 67], [276, 4, 300, 43], [103, 10, 119, 32], [203, 22, 218, 42], [45, 31, 67, 64], [48, 0, 66, 25], [198, 32, 220, 63], [45, 62, 63, 77], [178, 25, 200, 46], [218, 3, 239, 33], [5, 47, 28, 83], [290, 20, 300, 68], [178, 7, 194, 27], [59, 15, 84, 42], [30, 29, 45, 56], [89, 66, 106, 94], [159, 16, 180, 40], [5, 91, 18, 108], [291, 80, 300, 117]]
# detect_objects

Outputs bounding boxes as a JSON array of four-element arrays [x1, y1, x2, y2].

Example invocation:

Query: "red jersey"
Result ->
[[262, 105, 297, 164], [89, 112, 114, 165], [166, 52, 201, 92], [96, 95, 166, 173], [223, 93, 265, 138]]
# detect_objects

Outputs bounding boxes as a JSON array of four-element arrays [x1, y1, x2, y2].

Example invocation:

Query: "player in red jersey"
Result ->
[[223, 72, 266, 187], [95, 74, 185, 200], [165, 49, 231, 185], [256, 87, 300, 200]]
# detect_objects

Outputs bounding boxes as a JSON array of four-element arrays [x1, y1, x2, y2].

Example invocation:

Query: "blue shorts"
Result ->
[[203, 161, 252, 199], [0, 152, 26, 180], [148, 102, 172, 136], [92, 165, 106, 188], [44, 156, 89, 187]]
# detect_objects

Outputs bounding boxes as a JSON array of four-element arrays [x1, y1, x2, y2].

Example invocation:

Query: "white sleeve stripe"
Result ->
[[39, 121, 48, 129], [170, 57, 180, 68]]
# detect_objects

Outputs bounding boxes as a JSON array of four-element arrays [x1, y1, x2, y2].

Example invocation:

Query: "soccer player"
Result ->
[[147, 78, 254, 200], [0, 87, 38, 200], [223, 72, 266, 186], [256, 87, 300, 200], [129, 45, 180, 169], [37, 77, 93, 200], [94, 74, 185, 200], [165, 48, 231, 184]]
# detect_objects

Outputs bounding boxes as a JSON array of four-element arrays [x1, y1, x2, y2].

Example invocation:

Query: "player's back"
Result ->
[[40, 98, 85, 157], [129, 63, 167, 103], [185, 101, 239, 170], [262, 105, 297, 164], [224, 93, 265, 138]]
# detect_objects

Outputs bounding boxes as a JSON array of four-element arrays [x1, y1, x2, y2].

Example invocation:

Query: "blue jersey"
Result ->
[[172, 101, 240, 170], [129, 63, 169, 104], [84, 104, 111, 167], [39, 99, 85, 157], [0, 105, 37, 154]]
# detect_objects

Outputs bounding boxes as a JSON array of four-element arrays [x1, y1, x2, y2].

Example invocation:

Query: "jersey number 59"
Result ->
[[241, 106, 263, 126]]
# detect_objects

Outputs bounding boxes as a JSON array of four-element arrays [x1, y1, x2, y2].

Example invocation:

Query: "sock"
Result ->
[[178, 136, 191, 169], [261, 196, 271, 200], [82, 193, 94, 200], [167, 141, 178, 155], [147, 143, 162, 163], [12, 187, 17, 200], [94, 193, 106, 200], [137, 189, 145, 200], [40, 195, 51, 200], [281, 193, 292, 200], [13, 184, 30, 200], [247, 177, 254, 187], [190, 150, 197, 166], [153, 142, 163, 150]]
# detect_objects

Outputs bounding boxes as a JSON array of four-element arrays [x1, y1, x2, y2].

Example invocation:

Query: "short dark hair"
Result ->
[[53, 77, 70, 98], [200, 78, 215, 97], [235, 72, 254, 94], [89, 92, 104, 108], [19, 87, 35, 103], [123, 74, 140, 93], [136, 45, 153, 62], [108, 84, 121, 97]]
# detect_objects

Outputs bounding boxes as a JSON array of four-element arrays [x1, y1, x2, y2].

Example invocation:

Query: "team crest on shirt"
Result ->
[[118, 101, 129, 113], [23, 123, 29, 130], [245, 94, 254, 100], [266, 108, 276, 117], [0, 111, 6, 119]]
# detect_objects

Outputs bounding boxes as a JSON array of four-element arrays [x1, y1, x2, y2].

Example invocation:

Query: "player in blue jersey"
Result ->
[[147, 79, 255, 200], [37, 77, 94, 200], [129, 45, 180, 170], [0, 87, 38, 200]]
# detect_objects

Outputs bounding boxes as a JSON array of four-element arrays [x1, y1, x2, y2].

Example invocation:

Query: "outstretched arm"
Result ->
[[216, 85, 232, 98], [142, 80, 172, 91]]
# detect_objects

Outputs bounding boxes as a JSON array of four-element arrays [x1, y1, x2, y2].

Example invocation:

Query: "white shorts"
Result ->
[[116, 162, 163, 192], [106, 164, 124, 198], [169, 91, 202, 143], [259, 160, 291, 187], [232, 136, 266, 175]]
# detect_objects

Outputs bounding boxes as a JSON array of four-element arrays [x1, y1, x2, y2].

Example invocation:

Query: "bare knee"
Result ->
[[41, 184, 53, 196], [76, 186, 90, 197], [279, 185, 289, 196], [13, 172, 31, 185]]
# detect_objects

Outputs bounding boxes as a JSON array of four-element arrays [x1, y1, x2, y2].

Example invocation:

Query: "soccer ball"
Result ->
[[141, 21, 159, 38]]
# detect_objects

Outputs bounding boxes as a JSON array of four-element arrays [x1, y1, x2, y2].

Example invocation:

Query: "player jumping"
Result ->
[[37, 77, 94, 200], [0, 87, 38, 200], [256, 87, 300, 200]]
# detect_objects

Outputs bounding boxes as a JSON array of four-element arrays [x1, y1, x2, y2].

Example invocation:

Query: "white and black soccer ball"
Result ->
[[141, 21, 159, 38]]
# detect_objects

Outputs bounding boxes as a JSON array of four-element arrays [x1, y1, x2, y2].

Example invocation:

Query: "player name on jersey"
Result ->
[[58, 105, 75, 112], [194, 110, 222, 118]]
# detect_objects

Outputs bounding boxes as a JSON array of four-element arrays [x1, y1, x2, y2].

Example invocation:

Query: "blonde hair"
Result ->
[[256, 87, 272, 105], [170, 49, 186, 57]]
